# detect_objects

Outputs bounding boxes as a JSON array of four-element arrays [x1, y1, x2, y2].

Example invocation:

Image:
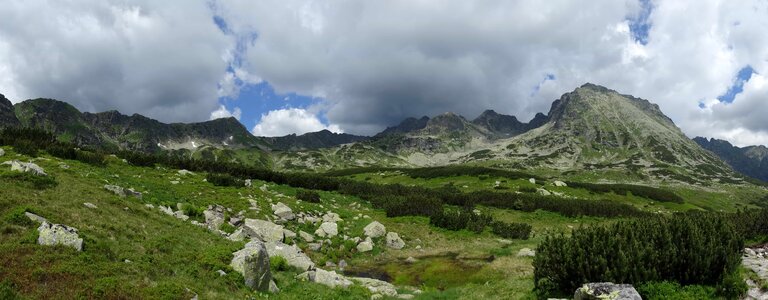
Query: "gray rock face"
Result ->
[[386, 232, 405, 249], [6, 160, 47, 176], [363, 221, 387, 238], [203, 205, 226, 230], [264, 241, 315, 271], [357, 237, 374, 252], [573, 282, 641, 300], [243, 219, 285, 243], [297, 269, 352, 288], [316, 222, 338, 238], [37, 221, 83, 251], [271, 202, 295, 220], [231, 240, 273, 292]]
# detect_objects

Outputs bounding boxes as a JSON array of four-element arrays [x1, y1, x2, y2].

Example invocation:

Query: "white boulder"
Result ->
[[37, 221, 83, 251], [363, 221, 387, 238]]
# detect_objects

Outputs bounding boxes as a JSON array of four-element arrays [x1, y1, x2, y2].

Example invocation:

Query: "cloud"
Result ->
[[0, 0, 232, 123], [210, 105, 242, 120], [214, 0, 768, 145], [251, 108, 342, 137]]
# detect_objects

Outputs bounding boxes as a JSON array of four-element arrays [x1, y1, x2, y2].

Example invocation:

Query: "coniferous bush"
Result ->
[[206, 173, 243, 187], [533, 211, 743, 297], [296, 189, 321, 203], [490, 221, 532, 240]]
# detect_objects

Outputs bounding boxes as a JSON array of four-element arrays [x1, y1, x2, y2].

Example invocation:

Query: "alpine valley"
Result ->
[[2, 84, 768, 300]]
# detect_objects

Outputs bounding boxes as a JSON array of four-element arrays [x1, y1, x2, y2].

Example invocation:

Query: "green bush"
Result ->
[[270, 256, 289, 272], [533, 212, 743, 297], [3, 206, 33, 226], [220, 222, 236, 234], [565, 181, 684, 204], [0, 172, 57, 190], [636, 281, 716, 300], [490, 221, 532, 240], [206, 173, 243, 187], [296, 189, 321, 203]]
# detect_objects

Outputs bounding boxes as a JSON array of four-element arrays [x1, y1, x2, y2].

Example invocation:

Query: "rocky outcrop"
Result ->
[[573, 282, 641, 300], [264, 241, 315, 271], [4, 160, 47, 176], [0, 94, 20, 128], [103, 184, 142, 199], [296, 268, 353, 289], [243, 219, 285, 243], [386, 232, 405, 249], [271, 202, 295, 221], [37, 221, 83, 251], [315, 222, 338, 238], [230, 240, 274, 292], [363, 221, 387, 238], [203, 205, 226, 230]]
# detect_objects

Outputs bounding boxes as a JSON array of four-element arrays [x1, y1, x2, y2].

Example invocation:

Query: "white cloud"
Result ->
[[251, 108, 342, 137], [210, 105, 242, 120]]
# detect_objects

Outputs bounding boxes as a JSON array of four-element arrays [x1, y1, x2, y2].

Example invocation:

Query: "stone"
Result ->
[[104, 184, 126, 197], [83, 202, 98, 209], [125, 188, 142, 199], [405, 256, 418, 263], [229, 216, 243, 227], [243, 219, 285, 243], [325, 261, 337, 268], [338, 259, 348, 270], [299, 230, 315, 242], [517, 248, 536, 257], [529, 178, 536, 184], [159, 206, 174, 216], [271, 202, 295, 220], [386, 232, 405, 249], [216, 269, 227, 276], [537, 188, 552, 196], [145, 204, 155, 209], [244, 179, 252, 187], [371, 294, 383, 300], [397, 295, 414, 299], [177, 169, 194, 176], [357, 237, 374, 252], [228, 228, 247, 242], [37, 221, 83, 251], [316, 222, 338, 238], [351, 277, 398, 297], [25, 212, 47, 223], [283, 229, 297, 239], [307, 243, 322, 251], [170, 180, 179, 185], [322, 212, 342, 223], [746, 248, 757, 256], [554, 180, 568, 187], [174, 211, 189, 221], [7, 160, 47, 176], [231, 240, 273, 292], [203, 205, 226, 230], [0, 148, 4, 156], [264, 241, 315, 271], [573, 282, 642, 300], [363, 221, 387, 238], [297, 269, 353, 289], [269, 280, 280, 293]]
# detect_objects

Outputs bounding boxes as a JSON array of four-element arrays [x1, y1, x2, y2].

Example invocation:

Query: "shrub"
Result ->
[[296, 189, 321, 203], [636, 281, 716, 300], [377, 195, 443, 218], [270, 256, 289, 272], [565, 182, 684, 204], [220, 223, 236, 234], [206, 173, 243, 187], [490, 221, 532, 240], [3, 206, 33, 226], [533, 212, 743, 297], [1, 172, 57, 190]]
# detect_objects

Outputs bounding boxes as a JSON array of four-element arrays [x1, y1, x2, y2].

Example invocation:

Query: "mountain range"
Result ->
[[0, 84, 763, 184]]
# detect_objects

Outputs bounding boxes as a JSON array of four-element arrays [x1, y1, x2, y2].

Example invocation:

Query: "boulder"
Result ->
[[37, 221, 83, 251], [386, 232, 405, 250], [0, 148, 4, 156], [299, 230, 315, 242], [159, 206, 174, 216], [357, 237, 374, 252], [125, 188, 142, 199], [351, 277, 398, 297], [245, 179, 252, 187], [177, 169, 194, 176], [315, 222, 338, 238], [231, 240, 273, 292], [528, 178, 536, 184], [322, 212, 342, 223], [83, 202, 98, 209], [537, 188, 552, 196], [243, 219, 285, 243], [228, 228, 247, 242], [554, 180, 568, 187], [271, 202, 295, 220], [104, 184, 126, 197], [229, 216, 244, 227], [573, 282, 641, 300], [297, 268, 352, 288], [283, 229, 297, 239], [25, 212, 48, 223], [363, 221, 387, 238], [174, 211, 189, 221], [264, 241, 315, 271], [203, 205, 226, 230], [517, 248, 536, 257], [7, 160, 47, 176]]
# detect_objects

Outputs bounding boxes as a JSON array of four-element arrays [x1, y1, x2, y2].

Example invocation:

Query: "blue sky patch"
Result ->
[[219, 81, 325, 131], [628, 0, 653, 45], [717, 65, 755, 103]]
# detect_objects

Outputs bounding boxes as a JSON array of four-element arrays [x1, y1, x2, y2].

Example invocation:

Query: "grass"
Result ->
[[0, 144, 763, 299]]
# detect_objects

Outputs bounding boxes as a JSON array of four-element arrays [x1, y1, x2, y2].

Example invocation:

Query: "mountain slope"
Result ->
[[471, 109, 548, 138], [260, 130, 369, 151], [0, 94, 20, 128], [694, 137, 768, 182]]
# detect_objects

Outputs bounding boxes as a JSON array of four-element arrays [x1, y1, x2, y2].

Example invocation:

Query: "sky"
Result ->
[[0, 1, 767, 146]]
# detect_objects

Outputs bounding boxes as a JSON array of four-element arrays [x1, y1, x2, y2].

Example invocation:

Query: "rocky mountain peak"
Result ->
[[0, 93, 20, 128]]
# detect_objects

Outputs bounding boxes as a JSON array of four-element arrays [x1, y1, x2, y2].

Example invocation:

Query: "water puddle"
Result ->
[[344, 252, 489, 290]]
